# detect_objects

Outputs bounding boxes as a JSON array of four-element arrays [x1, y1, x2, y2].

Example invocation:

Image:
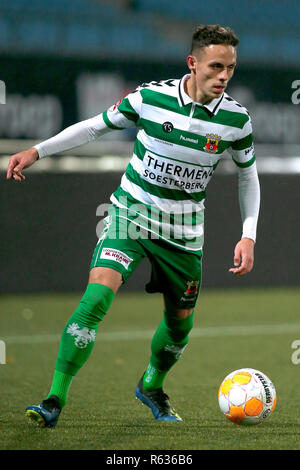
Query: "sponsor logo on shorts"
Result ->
[[179, 280, 200, 302], [100, 248, 133, 270], [184, 280, 200, 297]]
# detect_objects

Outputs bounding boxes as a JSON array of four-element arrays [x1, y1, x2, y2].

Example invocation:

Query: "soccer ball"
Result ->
[[218, 368, 276, 425]]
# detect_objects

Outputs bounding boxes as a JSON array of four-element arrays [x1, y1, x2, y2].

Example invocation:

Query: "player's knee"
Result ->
[[89, 267, 122, 294], [77, 283, 115, 322], [164, 311, 194, 343], [164, 296, 194, 318]]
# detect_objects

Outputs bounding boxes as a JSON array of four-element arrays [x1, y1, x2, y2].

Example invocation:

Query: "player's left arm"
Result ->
[[228, 115, 260, 276]]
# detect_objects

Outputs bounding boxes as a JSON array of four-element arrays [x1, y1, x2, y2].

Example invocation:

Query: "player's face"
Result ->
[[187, 44, 237, 104]]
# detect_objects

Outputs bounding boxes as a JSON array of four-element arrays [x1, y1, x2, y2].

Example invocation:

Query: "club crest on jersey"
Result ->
[[203, 133, 221, 153], [184, 280, 200, 297]]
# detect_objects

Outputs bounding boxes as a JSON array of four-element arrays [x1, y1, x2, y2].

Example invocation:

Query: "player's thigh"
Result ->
[[89, 266, 123, 294], [89, 209, 146, 290], [145, 240, 202, 314]]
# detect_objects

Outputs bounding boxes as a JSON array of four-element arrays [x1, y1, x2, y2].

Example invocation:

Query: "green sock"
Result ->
[[143, 311, 194, 391], [143, 361, 167, 390], [47, 370, 73, 408], [47, 283, 115, 408]]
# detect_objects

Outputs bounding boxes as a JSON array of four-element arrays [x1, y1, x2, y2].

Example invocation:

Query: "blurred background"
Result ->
[[1, 0, 300, 294]]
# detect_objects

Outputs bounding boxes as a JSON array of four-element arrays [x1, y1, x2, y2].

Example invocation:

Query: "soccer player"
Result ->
[[7, 25, 260, 427]]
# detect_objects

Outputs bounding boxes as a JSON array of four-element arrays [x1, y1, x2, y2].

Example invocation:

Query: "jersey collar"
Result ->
[[178, 74, 224, 116]]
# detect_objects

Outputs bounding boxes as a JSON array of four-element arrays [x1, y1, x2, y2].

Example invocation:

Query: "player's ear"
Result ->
[[187, 55, 197, 73]]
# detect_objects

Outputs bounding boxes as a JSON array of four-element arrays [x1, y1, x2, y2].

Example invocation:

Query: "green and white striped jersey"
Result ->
[[103, 74, 256, 251]]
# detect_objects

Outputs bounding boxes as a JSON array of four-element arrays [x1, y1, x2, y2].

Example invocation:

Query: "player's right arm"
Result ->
[[6, 88, 142, 182]]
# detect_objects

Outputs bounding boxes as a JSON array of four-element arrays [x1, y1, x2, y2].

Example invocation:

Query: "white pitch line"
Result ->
[[3, 323, 300, 345]]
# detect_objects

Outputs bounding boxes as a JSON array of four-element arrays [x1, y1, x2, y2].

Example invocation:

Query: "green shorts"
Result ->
[[90, 207, 202, 308]]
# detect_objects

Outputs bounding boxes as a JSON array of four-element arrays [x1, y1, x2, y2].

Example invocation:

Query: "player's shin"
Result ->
[[47, 283, 115, 408], [143, 311, 194, 390]]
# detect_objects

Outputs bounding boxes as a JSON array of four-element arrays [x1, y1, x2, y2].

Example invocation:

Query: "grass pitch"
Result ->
[[1, 287, 300, 450]]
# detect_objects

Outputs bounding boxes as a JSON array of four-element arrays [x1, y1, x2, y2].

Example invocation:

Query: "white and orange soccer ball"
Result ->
[[218, 368, 276, 425]]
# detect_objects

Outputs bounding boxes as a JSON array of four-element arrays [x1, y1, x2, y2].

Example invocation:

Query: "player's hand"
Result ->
[[6, 147, 39, 182], [229, 237, 255, 276]]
